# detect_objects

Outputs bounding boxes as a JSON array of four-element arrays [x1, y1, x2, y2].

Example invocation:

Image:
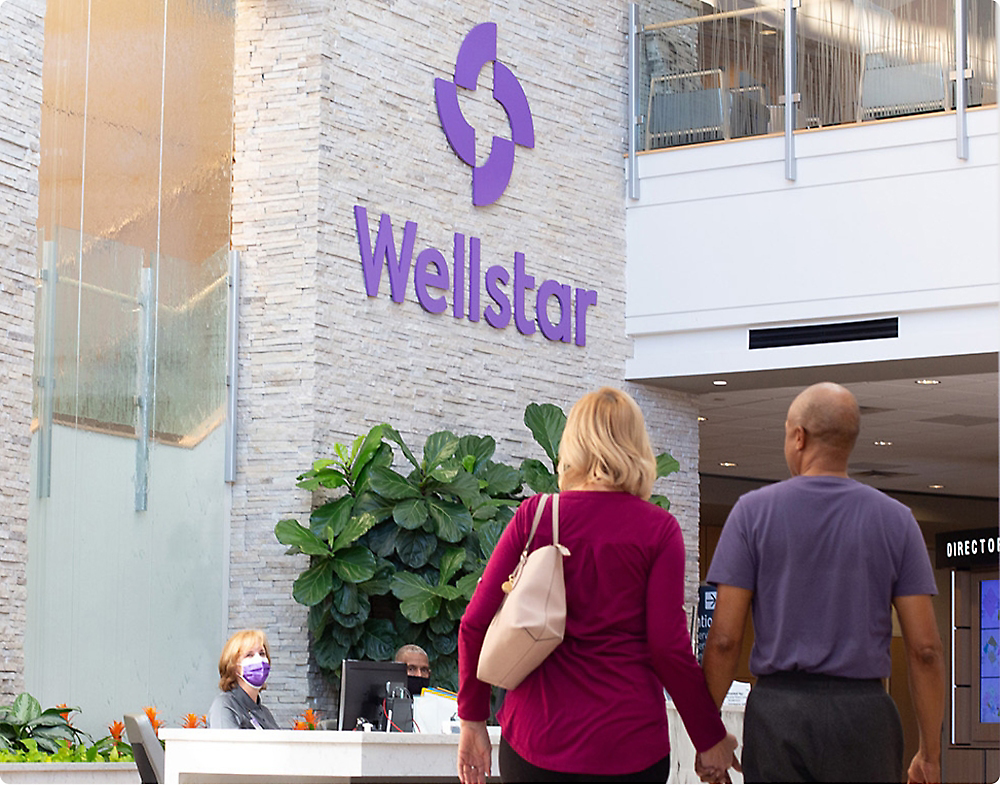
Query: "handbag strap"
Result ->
[[522, 493, 562, 552]]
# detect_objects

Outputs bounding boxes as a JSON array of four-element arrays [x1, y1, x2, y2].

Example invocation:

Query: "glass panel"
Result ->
[[981, 579, 999, 724], [798, 0, 954, 128], [640, 2, 784, 150], [967, 0, 996, 107]]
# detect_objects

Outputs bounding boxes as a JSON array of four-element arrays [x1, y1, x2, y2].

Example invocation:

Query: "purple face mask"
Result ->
[[240, 658, 270, 688]]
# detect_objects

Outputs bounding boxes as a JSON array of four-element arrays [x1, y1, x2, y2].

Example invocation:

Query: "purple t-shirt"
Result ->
[[707, 475, 937, 679]]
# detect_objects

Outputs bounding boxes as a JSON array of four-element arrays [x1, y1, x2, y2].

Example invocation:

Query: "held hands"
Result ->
[[695, 732, 741, 784], [457, 720, 492, 784]]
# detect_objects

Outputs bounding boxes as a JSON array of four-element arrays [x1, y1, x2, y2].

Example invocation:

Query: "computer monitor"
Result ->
[[338, 660, 412, 732]]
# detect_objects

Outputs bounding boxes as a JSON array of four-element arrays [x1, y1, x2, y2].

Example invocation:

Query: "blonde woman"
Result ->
[[457, 388, 738, 783], [208, 629, 279, 729]]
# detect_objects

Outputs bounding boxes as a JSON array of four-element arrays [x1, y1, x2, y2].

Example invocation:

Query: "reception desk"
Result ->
[[161, 706, 744, 784], [159, 727, 500, 784]]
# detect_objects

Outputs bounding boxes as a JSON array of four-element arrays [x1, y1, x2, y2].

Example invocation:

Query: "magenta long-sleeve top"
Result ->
[[457, 491, 727, 775]]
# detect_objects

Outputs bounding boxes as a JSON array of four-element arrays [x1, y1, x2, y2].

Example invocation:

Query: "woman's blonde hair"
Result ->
[[218, 629, 271, 692], [557, 387, 657, 499]]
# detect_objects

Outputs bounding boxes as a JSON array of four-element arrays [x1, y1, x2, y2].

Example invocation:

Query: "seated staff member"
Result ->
[[208, 629, 280, 729], [395, 644, 432, 696]]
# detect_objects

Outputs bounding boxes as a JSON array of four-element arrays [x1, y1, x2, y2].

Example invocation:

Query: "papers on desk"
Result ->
[[722, 681, 751, 706], [412, 687, 458, 733]]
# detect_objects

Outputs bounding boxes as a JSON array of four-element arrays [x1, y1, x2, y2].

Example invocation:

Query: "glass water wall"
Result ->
[[28, 0, 235, 735], [638, 0, 995, 150]]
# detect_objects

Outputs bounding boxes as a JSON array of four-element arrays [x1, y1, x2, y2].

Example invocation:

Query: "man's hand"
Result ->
[[907, 749, 941, 784], [695, 732, 741, 783], [457, 719, 492, 784]]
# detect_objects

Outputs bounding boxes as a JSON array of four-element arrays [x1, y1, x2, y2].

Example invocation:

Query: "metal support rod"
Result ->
[[135, 263, 154, 511], [628, 3, 641, 200], [224, 250, 240, 483], [784, 0, 798, 181], [37, 239, 57, 499], [954, 0, 969, 160]]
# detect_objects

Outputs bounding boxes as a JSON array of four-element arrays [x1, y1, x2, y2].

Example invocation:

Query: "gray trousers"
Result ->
[[742, 672, 904, 783]]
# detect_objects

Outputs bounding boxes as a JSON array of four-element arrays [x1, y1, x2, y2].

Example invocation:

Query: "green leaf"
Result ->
[[478, 462, 521, 495], [350, 425, 385, 483], [333, 512, 378, 551], [429, 614, 455, 635], [392, 498, 429, 530], [331, 546, 377, 583], [456, 435, 496, 472], [438, 547, 466, 586], [649, 493, 671, 511], [390, 572, 433, 600], [456, 571, 482, 599], [520, 458, 559, 494], [297, 466, 348, 492], [308, 600, 331, 639], [395, 529, 437, 568], [360, 619, 397, 661], [334, 582, 361, 615], [309, 496, 353, 541], [292, 560, 335, 606], [477, 520, 506, 560], [427, 629, 458, 656], [275, 519, 331, 557], [353, 442, 394, 496], [656, 452, 680, 478], [352, 490, 395, 523], [11, 694, 41, 727], [381, 425, 420, 469], [427, 584, 463, 601], [428, 464, 461, 484], [524, 402, 566, 470], [434, 470, 481, 506], [365, 521, 399, 558], [427, 499, 473, 543], [368, 466, 422, 500], [330, 593, 371, 629], [357, 575, 392, 596], [423, 431, 460, 471], [399, 594, 441, 623], [314, 632, 351, 672]]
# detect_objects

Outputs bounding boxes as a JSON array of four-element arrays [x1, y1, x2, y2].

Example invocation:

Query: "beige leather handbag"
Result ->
[[476, 494, 570, 690]]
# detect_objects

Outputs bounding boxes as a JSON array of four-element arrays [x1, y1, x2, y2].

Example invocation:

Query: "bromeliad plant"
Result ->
[[276, 402, 679, 691]]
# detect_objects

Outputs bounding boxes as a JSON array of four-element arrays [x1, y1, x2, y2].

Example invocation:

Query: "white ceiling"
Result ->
[[650, 357, 999, 500]]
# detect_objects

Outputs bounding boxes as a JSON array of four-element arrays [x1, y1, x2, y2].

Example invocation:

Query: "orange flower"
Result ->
[[293, 708, 321, 730], [55, 703, 71, 721], [143, 706, 163, 736], [181, 713, 206, 728], [109, 720, 126, 743]]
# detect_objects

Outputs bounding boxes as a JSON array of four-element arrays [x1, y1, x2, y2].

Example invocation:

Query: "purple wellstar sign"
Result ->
[[354, 206, 598, 347], [434, 22, 535, 207]]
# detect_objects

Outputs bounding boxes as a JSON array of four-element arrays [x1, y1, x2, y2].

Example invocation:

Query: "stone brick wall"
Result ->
[[0, 0, 43, 704], [231, 0, 701, 725]]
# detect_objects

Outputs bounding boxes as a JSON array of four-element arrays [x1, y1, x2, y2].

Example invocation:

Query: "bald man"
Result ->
[[702, 383, 944, 783]]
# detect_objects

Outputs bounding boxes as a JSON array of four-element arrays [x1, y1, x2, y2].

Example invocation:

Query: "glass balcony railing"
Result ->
[[634, 0, 995, 152]]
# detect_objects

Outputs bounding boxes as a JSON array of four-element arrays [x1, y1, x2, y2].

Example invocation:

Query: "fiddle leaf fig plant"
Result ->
[[276, 401, 681, 695]]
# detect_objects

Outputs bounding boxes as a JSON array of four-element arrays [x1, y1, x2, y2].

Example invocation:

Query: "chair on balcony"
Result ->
[[859, 53, 946, 120], [646, 69, 727, 148], [124, 712, 165, 784]]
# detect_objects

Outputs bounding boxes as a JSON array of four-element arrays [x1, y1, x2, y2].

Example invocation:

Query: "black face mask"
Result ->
[[407, 675, 430, 696]]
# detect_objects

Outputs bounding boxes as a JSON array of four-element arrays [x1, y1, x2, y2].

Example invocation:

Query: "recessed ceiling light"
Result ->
[[697, 416, 707, 422], [929, 484, 944, 489], [873, 440, 893, 446], [915, 379, 940, 385], [712, 380, 727, 386], [719, 461, 737, 467]]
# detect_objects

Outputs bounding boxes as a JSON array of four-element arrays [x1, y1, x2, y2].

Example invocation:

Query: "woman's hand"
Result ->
[[695, 732, 740, 784], [457, 720, 492, 784]]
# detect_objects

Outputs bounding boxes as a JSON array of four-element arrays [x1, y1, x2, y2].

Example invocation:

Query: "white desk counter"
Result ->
[[159, 727, 501, 784], [161, 706, 743, 784]]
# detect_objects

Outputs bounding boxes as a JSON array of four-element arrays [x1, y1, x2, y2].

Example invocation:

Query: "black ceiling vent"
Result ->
[[749, 317, 898, 349]]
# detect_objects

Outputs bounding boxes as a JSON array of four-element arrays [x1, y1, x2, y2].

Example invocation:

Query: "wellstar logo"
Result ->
[[434, 22, 534, 207]]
